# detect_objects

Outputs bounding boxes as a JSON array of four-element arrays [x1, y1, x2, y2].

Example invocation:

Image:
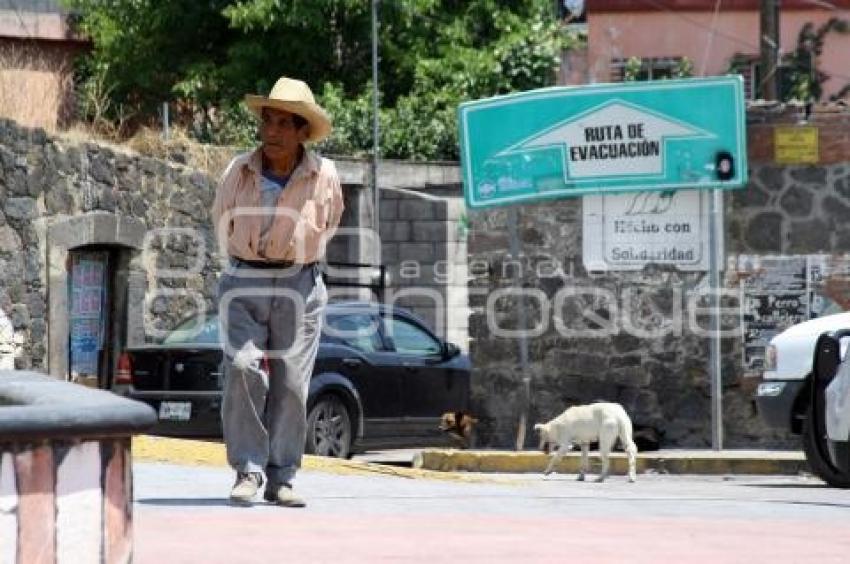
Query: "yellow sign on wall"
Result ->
[[774, 126, 819, 164]]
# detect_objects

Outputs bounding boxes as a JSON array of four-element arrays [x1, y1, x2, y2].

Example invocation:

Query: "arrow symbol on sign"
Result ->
[[497, 99, 714, 180]]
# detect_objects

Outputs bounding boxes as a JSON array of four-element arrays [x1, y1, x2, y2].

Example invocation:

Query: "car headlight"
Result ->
[[757, 381, 786, 397], [763, 344, 777, 372]]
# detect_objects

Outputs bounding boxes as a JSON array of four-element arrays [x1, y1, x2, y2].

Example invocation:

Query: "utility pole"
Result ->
[[760, 0, 781, 100], [371, 0, 381, 267]]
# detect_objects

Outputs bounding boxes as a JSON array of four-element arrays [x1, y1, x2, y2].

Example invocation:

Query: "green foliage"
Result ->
[[64, 0, 571, 160], [673, 57, 694, 79], [206, 103, 258, 148], [314, 82, 374, 157], [783, 17, 850, 102], [624, 57, 643, 82]]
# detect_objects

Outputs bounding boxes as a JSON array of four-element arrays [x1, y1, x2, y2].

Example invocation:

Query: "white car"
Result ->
[[756, 311, 850, 487]]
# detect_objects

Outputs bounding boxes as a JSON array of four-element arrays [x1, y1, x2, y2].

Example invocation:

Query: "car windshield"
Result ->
[[161, 314, 220, 345]]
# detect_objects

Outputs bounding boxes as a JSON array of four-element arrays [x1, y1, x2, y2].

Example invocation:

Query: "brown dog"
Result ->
[[439, 411, 478, 449]]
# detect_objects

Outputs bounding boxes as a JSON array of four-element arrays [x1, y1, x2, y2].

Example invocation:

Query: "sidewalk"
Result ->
[[132, 459, 841, 564], [414, 448, 809, 476], [133, 436, 809, 477]]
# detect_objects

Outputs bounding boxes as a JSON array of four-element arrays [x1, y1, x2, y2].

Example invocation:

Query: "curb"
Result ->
[[413, 449, 811, 476], [131, 435, 510, 483], [132, 437, 810, 477]]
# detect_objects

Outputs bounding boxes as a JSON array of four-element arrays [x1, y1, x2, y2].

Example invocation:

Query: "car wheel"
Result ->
[[305, 395, 352, 459], [802, 401, 850, 488]]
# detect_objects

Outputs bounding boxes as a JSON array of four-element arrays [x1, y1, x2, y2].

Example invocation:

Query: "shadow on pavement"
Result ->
[[741, 483, 827, 489], [136, 498, 236, 508]]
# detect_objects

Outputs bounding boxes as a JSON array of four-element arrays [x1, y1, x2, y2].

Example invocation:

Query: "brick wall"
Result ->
[[747, 104, 850, 165]]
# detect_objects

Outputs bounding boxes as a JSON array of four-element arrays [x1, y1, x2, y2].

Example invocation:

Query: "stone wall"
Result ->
[[0, 119, 224, 375], [0, 118, 466, 378], [468, 105, 850, 449]]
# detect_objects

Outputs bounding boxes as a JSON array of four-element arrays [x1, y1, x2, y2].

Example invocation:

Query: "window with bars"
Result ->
[[728, 54, 795, 101], [610, 57, 684, 82], [728, 55, 760, 100]]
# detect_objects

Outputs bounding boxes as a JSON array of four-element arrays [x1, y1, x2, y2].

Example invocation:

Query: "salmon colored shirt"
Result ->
[[211, 147, 344, 263]]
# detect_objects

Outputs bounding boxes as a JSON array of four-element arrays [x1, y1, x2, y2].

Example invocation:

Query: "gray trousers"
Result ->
[[218, 261, 327, 486]]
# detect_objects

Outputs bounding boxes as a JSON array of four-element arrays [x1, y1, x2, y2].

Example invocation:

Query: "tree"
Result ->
[[64, 0, 570, 160]]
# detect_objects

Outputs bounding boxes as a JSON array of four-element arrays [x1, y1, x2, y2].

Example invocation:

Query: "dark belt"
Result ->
[[230, 257, 316, 269]]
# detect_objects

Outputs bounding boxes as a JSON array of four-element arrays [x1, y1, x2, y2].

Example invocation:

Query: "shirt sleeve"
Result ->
[[211, 157, 239, 254], [325, 164, 345, 238]]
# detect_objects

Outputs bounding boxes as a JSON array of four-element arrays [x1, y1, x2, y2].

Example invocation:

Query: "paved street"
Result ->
[[133, 461, 850, 563]]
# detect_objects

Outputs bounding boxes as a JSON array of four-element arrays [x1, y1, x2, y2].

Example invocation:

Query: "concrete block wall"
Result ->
[[380, 187, 470, 349]]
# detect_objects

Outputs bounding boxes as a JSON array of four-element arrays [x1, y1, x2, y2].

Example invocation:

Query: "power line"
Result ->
[[700, 0, 724, 76]]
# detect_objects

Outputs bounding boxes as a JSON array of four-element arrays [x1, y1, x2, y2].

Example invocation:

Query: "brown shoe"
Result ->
[[229, 472, 263, 506], [264, 483, 306, 508]]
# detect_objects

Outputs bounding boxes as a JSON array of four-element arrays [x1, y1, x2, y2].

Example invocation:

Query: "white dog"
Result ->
[[534, 402, 638, 482]]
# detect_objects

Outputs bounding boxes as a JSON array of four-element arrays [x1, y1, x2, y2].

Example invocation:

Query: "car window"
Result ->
[[162, 315, 220, 345], [384, 317, 442, 356], [324, 313, 383, 353]]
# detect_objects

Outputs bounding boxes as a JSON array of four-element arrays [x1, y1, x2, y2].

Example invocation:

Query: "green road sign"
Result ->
[[458, 76, 748, 209]]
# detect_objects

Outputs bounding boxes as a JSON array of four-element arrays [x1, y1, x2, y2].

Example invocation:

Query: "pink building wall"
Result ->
[[587, 6, 850, 100]]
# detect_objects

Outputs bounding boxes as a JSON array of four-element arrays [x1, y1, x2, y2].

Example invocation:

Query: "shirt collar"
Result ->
[[244, 145, 320, 180]]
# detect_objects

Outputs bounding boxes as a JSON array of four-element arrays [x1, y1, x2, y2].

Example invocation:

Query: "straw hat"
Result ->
[[245, 77, 332, 143]]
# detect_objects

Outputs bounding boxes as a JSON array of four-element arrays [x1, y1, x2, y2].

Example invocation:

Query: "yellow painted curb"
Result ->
[[131, 436, 513, 484], [415, 449, 810, 476], [134, 435, 227, 467], [132, 437, 807, 478]]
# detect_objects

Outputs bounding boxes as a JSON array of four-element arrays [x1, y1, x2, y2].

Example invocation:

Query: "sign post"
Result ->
[[458, 77, 747, 451], [708, 188, 724, 450], [507, 208, 532, 450]]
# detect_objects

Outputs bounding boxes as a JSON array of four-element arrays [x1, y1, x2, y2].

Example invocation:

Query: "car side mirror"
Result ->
[[814, 333, 841, 384], [442, 342, 461, 359]]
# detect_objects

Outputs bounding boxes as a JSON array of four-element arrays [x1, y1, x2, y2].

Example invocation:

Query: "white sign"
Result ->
[[499, 100, 712, 182], [583, 189, 713, 271]]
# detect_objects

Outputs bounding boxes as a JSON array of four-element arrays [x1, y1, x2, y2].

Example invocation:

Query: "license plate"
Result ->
[[158, 401, 192, 421]]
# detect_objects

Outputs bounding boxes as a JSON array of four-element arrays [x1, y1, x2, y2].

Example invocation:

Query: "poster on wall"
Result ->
[[69, 252, 108, 379], [807, 255, 850, 317], [736, 254, 850, 376], [737, 256, 808, 375]]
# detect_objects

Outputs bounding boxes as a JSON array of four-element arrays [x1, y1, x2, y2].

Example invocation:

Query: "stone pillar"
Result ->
[[0, 370, 156, 564]]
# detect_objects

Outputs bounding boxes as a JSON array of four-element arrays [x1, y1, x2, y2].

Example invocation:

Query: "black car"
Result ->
[[113, 302, 471, 458]]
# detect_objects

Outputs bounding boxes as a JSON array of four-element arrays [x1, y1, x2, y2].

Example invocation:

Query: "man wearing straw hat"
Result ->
[[212, 76, 344, 507]]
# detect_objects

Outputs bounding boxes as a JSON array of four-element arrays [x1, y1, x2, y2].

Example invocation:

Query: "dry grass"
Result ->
[[57, 122, 239, 179], [125, 126, 238, 178], [0, 41, 73, 132]]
